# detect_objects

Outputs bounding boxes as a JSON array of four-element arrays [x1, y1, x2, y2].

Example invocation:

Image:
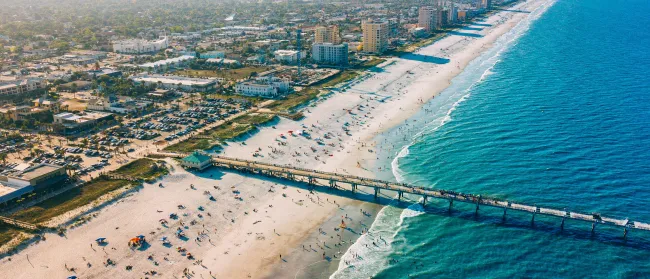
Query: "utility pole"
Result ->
[[296, 29, 302, 81]]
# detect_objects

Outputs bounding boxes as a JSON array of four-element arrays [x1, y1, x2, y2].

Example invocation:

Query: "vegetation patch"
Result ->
[[10, 178, 130, 224], [205, 123, 255, 140], [0, 224, 22, 248], [176, 66, 271, 81], [111, 158, 169, 181], [204, 93, 264, 105], [233, 113, 277, 126], [266, 88, 321, 113], [392, 33, 447, 54], [357, 58, 387, 69], [164, 138, 218, 153]]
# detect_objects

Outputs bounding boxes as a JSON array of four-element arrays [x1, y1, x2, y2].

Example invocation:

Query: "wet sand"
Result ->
[[0, 1, 548, 278]]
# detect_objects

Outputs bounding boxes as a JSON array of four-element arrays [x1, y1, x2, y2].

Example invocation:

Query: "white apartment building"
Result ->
[[312, 43, 349, 65], [112, 37, 169, 54], [0, 78, 46, 96], [235, 76, 291, 99], [274, 50, 303, 64], [362, 20, 389, 54]]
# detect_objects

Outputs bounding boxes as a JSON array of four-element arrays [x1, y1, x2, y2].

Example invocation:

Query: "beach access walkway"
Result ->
[[157, 152, 650, 238]]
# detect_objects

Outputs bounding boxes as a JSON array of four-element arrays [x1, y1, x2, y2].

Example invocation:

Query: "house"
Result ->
[[32, 97, 62, 112], [86, 95, 150, 114], [181, 151, 212, 170]]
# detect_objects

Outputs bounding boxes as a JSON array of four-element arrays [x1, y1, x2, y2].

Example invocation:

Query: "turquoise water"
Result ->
[[334, 0, 650, 278]]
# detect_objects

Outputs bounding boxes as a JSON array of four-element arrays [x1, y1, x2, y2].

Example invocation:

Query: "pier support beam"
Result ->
[[560, 217, 565, 231], [591, 222, 596, 235], [398, 191, 403, 201], [351, 184, 357, 193], [308, 177, 314, 185], [502, 207, 507, 220], [329, 179, 336, 188], [422, 196, 427, 206], [531, 212, 536, 226], [374, 188, 380, 200], [623, 227, 629, 239], [448, 199, 454, 211]]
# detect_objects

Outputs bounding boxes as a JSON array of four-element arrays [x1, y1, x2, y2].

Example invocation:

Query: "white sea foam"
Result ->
[[330, 1, 557, 278]]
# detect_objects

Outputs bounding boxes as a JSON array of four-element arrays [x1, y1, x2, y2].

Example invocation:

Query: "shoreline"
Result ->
[[263, 0, 553, 277], [0, 1, 550, 278]]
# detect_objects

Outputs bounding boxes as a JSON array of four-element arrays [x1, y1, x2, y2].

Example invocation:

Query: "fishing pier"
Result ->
[[162, 152, 649, 238]]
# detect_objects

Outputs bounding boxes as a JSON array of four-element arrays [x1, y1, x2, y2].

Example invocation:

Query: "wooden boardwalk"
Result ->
[[162, 152, 649, 237], [0, 216, 38, 230]]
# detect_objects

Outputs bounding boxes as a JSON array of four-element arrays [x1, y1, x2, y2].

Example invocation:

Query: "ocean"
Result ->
[[332, 0, 650, 278]]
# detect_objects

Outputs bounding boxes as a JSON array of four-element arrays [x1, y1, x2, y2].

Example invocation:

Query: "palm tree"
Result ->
[[0, 153, 7, 166]]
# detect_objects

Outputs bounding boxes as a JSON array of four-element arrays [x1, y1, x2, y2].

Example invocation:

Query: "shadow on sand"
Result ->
[[197, 168, 650, 251], [400, 53, 450, 64], [461, 26, 484, 31], [448, 31, 484, 38], [494, 8, 531, 13]]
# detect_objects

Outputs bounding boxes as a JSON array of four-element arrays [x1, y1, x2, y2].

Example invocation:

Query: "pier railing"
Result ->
[[163, 152, 648, 238]]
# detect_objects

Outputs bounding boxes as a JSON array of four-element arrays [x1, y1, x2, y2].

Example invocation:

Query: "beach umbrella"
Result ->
[[137, 235, 145, 239], [95, 237, 106, 242], [67, 276, 78, 279]]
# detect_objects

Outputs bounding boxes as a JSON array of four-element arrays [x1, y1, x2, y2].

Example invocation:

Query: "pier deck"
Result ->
[[161, 152, 648, 236]]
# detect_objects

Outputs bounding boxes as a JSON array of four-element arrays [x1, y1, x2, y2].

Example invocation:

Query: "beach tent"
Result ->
[[67, 276, 78, 279], [95, 237, 106, 243]]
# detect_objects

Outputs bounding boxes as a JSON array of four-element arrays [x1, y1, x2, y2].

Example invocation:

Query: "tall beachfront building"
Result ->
[[312, 43, 348, 65], [362, 20, 389, 54], [314, 26, 341, 44], [418, 6, 438, 32]]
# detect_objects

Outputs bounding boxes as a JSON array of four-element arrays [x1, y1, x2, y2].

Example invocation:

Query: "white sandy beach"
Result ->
[[0, 1, 550, 278]]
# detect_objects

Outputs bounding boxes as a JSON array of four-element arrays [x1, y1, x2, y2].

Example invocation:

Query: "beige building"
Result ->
[[314, 26, 341, 44], [0, 78, 46, 97], [362, 20, 389, 54], [418, 6, 439, 32]]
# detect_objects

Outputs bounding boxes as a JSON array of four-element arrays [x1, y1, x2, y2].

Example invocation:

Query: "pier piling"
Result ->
[[531, 212, 536, 226], [180, 153, 650, 240]]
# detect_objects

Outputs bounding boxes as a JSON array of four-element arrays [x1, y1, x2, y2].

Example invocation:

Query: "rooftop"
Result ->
[[132, 75, 217, 87], [139, 55, 195, 68], [183, 151, 212, 164], [11, 163, 63, 181]]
